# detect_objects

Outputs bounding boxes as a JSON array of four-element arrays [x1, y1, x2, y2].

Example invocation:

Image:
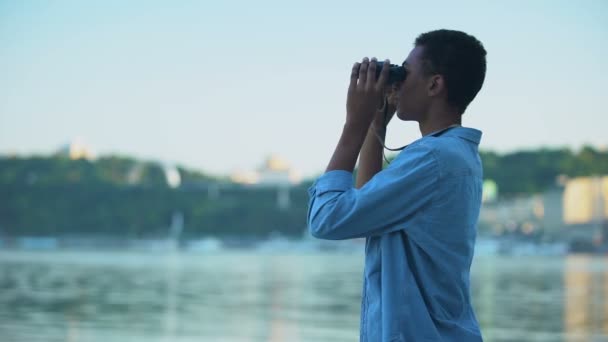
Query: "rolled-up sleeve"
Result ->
[[307, 145, 438, 240]]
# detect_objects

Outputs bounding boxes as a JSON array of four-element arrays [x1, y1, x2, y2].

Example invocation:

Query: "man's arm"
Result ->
[[355, 82, 398, 188], [355, 120, 385, 188], [324, 57, 389, 174], [307, 144, 438, 240], [325, 122, 369, 174]]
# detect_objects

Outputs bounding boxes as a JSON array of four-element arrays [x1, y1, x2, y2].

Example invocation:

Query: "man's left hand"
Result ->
[[346, 57, 390, 128]]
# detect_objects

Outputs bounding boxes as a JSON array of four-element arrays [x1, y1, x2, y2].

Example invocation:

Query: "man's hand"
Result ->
[[371, 84, 399, 132], [323, 58, 391, 173], [346, 57, 391, 128]]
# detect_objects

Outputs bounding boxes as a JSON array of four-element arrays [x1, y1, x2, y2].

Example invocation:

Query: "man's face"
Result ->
[[395, 46, 431, 121]]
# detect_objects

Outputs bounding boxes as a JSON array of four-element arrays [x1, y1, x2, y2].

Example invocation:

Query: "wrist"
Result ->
[[370, 119, 386, 134], [344, 119, 371, 133]]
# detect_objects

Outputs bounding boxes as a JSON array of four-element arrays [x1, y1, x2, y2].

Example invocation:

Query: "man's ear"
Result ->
[[427, 75, 445, 97]]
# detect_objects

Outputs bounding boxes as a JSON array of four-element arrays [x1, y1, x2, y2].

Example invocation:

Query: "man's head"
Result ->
[[396, 29, 487, 121]]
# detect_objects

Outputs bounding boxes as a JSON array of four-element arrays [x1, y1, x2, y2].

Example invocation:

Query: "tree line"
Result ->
[[1, 146, 607, 238]]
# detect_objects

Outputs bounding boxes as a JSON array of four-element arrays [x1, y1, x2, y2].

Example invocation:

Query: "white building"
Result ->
[[231, 155, 301, 186]]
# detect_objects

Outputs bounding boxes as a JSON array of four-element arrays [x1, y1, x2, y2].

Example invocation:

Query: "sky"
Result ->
[[1, 0, 607, 179]]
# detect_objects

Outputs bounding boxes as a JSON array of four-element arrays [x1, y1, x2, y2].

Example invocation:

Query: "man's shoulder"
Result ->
[[413, 135, 481, 178], [392, 141, 438, 166], [396, 138, 458, 161], [390, 128, 481, 174]]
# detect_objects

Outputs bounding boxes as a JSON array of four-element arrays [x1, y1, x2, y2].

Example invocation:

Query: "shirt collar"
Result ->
[[427, 126, 482, 145]]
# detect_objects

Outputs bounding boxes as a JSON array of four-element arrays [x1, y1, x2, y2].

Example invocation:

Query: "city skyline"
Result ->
[[1, 1, 607, 178]]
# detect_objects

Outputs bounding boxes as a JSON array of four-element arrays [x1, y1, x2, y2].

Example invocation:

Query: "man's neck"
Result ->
[[419, 116, 461, 136], [418, 103, 462, 136]]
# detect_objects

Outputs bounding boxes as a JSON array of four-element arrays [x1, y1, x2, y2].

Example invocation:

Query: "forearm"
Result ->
[[325, 122, 369, 173], [355, 123, 385, 188]]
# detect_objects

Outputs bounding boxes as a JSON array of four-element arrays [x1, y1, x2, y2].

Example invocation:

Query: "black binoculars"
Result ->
[[373, 61, 407, 85]]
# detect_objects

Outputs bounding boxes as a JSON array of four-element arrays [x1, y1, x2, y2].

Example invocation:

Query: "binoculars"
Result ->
[[372, 61, 407, 85]]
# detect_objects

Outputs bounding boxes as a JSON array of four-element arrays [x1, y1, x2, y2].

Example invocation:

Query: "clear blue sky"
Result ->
[[1, 0, 606, 178]]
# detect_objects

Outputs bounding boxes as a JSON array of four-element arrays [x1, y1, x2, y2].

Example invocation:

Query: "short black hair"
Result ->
[[415, 29, 487, 114]]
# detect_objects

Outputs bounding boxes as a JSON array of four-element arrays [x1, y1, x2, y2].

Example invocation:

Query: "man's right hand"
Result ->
[[371, 84, 399, 132]]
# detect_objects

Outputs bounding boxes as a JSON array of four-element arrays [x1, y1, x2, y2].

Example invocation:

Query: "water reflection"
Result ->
[[0, 251, 607, 342], [564, 255, 608, 342], [472, 256, 566, 341]]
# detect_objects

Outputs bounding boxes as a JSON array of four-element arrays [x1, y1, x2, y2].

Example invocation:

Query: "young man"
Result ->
[[307, 29, 487, 341]]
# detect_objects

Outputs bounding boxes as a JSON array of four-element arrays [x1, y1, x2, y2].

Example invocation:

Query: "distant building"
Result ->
[[563, 176, 608, 225], [231, 155, 301, 186], [257, 155, 301, 186], [478, 195, 541, 234], [477, 175, 608, 243], [230, 170, 260, 185], [56, 139, 95, 160]]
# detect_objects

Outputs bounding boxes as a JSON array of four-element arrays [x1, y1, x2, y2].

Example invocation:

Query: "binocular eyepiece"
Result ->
[[373, 61, 407, 85]]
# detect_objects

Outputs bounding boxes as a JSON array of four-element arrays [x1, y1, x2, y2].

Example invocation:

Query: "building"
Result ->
[[563, 176, 608, 225], [55, 139, 95, 160], [231, 155, 301, 186]]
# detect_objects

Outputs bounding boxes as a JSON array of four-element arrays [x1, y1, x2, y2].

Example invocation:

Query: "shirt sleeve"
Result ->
[[306, 144, 438, 240]]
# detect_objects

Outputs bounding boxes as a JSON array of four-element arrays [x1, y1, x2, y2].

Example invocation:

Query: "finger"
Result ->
[[376, 59, 390, 90], [349, 62, 360, 92], [358, 57, 369, 86], [367, 57, 377, 87]]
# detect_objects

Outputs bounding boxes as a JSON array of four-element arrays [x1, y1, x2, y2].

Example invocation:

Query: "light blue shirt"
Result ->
[[307, 126, 484, 341]]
